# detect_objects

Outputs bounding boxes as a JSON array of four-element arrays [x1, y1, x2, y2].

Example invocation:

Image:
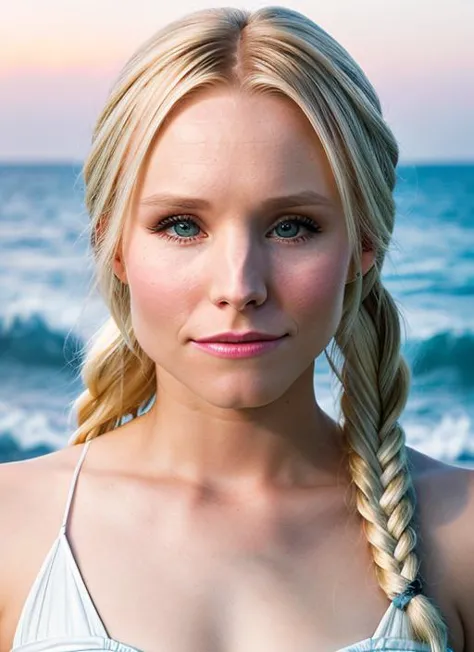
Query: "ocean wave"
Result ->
[[0, 400, 66, 461], [0, 310, 84, 369], [407, 329, 474, 385], [405, 412, 474, 467]]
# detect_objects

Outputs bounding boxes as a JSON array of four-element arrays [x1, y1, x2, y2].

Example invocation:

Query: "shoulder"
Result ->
[[0, 444, 87, 614], [406, 444, 474, 526], [406, 445, 474, 650], [404, 445, 474, 531]]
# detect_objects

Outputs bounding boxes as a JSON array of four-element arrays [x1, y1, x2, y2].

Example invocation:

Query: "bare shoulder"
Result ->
[[406, 444, 474, 553], [407, 445, 474, 650], [0, 444, 86, 615], [406, 444, 474, 521]]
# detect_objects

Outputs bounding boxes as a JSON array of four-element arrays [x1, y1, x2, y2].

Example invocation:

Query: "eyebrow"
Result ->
[[139, 190, 336, 211]]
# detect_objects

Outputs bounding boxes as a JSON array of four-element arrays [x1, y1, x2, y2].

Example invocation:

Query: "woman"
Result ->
[[0, 6, 472, 652]]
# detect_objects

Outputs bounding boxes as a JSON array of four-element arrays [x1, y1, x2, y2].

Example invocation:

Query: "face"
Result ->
[[114, 89, 363, 411]]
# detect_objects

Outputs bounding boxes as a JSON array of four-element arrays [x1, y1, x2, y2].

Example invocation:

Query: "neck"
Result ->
[[127, 368, 347, 497]]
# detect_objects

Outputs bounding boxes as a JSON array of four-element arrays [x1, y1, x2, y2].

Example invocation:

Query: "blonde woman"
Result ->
[[1, 6, 472, 652]]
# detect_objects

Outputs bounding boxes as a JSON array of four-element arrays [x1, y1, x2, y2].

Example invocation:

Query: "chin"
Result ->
[[191, 376, 294, 410]]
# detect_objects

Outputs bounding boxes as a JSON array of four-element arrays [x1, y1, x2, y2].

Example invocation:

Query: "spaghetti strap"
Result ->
[[59, 439, 92, 534]]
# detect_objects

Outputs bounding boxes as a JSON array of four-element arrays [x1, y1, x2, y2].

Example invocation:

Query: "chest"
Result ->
[[6, 480, 460, 652], [44, 489, 448, 652]]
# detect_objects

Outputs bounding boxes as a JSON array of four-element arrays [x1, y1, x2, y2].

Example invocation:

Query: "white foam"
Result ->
[[404, 411, 474, 465], [399, 304, 472, 341], [0, 400, 65, 450]]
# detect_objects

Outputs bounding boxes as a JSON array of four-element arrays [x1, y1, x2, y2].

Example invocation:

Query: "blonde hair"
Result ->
[[68, 6, 448, 650]]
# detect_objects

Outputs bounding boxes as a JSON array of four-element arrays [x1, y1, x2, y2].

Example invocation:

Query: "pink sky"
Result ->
[[1, 0, 473, 162]]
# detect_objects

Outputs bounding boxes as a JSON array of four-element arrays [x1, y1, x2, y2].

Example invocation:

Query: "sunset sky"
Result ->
[[1, 0, 473, 163]]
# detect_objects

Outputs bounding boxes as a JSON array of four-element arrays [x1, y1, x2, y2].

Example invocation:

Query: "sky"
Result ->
[[1, 0, 473, 163]]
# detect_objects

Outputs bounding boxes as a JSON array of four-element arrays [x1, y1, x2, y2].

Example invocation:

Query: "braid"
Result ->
[[68, 316, 156, 445], [327, 273, 448, 651]]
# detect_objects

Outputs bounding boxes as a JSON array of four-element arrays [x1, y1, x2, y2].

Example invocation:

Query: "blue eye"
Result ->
[[148, 214, 322, 245]]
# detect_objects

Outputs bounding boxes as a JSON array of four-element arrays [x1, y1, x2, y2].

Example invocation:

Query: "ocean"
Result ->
[[0, 162, 473, 467]]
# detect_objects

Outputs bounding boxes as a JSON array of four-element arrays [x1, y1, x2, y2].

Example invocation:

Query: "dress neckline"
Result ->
[[56, 525, 435, 652]]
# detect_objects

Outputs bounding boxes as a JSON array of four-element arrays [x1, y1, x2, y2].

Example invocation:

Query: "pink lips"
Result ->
[[194, 331, 285, 343], [191, 335, 289, 359]]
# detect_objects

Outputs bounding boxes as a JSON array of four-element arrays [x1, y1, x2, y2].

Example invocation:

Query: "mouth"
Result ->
[[193, 333, 289, 344], [190, 335, 289, 359], [192, 336, 289, 344]]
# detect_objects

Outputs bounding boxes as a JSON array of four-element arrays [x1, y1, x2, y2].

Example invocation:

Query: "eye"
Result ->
[[148, 214, 322, 245], [272, 217, 321, 241]]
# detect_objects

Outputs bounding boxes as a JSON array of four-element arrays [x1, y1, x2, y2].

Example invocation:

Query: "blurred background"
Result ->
[[0, 0, 473, 465]]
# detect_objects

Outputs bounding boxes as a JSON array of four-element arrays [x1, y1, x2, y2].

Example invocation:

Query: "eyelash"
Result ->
[[148, 214, 322, 245]]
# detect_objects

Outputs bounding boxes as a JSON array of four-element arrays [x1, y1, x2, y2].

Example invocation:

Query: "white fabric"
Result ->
[[11, 440, 453, 652]]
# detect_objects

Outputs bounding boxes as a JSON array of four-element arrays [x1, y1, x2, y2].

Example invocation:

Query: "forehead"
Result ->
[[133, 88, 339, 204]]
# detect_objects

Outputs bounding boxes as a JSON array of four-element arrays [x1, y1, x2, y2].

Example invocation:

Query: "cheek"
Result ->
[[124, 242, 193, 353], [285, 254, 348, 333]]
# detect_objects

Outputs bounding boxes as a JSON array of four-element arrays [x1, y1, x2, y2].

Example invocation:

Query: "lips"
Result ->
[[190, 335, 288, 359], [194, 332, 288, 343]]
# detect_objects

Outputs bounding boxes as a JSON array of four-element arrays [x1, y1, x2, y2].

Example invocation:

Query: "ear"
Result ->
[[112, 250, 128, 285], [346, 247, 376, 284], [94, 213, 128, 285]]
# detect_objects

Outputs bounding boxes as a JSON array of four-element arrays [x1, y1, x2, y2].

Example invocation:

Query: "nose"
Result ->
[[208, 228, 268, 310]]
